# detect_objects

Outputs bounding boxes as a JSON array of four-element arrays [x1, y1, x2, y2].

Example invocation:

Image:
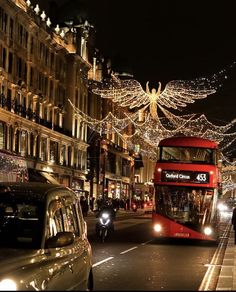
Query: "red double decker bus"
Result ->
[[152, 136, 222, 241]]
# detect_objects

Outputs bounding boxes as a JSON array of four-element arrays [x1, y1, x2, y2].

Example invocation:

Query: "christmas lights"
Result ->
[[71, 62, 236, 164], [70, 94, 236, 163], [91, 71, 227, 120]]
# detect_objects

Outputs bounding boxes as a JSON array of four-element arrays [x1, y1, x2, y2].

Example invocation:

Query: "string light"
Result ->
[[46, 17, 51, 27], [222, 174, 236, 194], [70, 61, 236, 166], [69, 95, 236, 161], [55, 24, 60, 34], [34, 4, 40, 15], [91, 68, 230, 121], [40, 11, 46, 21]]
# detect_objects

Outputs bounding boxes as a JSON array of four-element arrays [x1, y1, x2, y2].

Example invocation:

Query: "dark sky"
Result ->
[[37, 0, 236, 123]]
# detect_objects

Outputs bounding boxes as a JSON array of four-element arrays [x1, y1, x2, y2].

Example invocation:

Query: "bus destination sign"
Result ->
[[161, 170, 209, 184]]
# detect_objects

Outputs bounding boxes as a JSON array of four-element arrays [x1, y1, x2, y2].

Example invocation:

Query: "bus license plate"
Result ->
[[174, 232, 190, 237]]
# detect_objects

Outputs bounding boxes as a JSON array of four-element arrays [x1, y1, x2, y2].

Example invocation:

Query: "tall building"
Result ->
[[0, 0, 90, 190], [0, 0, 154, 205]]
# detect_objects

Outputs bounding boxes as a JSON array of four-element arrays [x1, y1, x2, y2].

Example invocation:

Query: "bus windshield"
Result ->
[[160, 146, 215, 164], [155, 186, 217, 230]]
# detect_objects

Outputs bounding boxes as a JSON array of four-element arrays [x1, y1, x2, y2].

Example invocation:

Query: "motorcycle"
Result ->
[[96, 211, 114, 243]]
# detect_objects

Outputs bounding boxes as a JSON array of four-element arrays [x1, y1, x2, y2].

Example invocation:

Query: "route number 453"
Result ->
[[196, 173, 207, 182]]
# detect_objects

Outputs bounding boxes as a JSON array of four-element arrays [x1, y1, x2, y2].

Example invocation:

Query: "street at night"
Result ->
[[85, 211, 229, 291], [0, 1, 236, 291]]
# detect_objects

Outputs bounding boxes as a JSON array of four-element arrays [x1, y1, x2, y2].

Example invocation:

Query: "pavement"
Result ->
[[85, 208, 236, 291], [216, 226, 236, 291]]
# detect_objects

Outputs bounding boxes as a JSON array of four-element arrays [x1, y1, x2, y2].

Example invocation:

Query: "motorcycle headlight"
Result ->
[[0, 279, 17, 291], [101, 212, 109, 219]]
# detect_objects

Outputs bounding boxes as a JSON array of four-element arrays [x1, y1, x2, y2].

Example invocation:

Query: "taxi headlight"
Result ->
[[203, 227, 212, 236], [0, 279, 17, 291], [154, 223, 162, 232]]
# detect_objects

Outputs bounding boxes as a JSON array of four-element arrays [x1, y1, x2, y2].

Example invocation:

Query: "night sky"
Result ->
[[37, 0, 236, 123]]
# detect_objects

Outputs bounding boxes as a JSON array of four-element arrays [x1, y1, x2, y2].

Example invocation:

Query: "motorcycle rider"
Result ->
[[95, 199, 116, 233]]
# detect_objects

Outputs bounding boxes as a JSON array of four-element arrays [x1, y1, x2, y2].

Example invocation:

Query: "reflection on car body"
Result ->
[[0, 182, 93, 291]]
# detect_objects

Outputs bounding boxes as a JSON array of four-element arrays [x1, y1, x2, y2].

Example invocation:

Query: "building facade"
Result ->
[[0, 0, 155, 205], [0, 0, 89, 190]]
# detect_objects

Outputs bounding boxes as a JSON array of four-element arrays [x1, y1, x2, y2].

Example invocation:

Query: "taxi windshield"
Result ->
[[0, 191, 44, 249]]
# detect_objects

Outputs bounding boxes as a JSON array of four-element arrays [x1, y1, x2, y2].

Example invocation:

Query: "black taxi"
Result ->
[[0, 182, 93, 291]]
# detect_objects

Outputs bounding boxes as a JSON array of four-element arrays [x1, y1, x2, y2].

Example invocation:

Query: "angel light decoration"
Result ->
[[92, 73, 219, 120]]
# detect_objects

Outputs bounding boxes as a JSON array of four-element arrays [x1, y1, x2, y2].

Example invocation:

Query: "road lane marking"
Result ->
[[92, 257, 114, 267], [199, 223, 231, 291], [120, 246, 138, 254]]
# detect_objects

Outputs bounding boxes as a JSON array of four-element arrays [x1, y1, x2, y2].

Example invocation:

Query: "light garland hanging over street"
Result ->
[[92, 73, 219, 120], [70, 61, 236, 163]]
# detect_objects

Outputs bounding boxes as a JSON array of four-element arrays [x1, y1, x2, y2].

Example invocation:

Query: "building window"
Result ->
[[68, 146, 72, 167], [20, 130, 27, 157], [50, 140, 58, 164], [9, 126, 13, 151], [8, 52, 13, 74], [2, 47, 6, 70], [0, 122, 5, 150], [16, 57, 22, 79], [30, 133, 34, 157], [41, 137, 47, 161], [15, 129, 20, 153], [9, 18, 14, 39], [60, 144, 66, 166]]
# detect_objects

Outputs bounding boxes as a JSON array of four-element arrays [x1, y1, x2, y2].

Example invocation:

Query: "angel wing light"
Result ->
[[92, 74, 218, 120]]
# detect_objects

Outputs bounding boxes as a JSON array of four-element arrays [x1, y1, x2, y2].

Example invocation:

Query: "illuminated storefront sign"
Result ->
[[161, 170, 209, 184]]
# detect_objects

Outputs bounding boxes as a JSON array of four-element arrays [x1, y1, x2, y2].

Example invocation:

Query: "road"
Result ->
[[84, 212, 228, 291]]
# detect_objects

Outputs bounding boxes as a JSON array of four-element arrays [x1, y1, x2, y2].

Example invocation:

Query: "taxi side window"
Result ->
[[48, 208, 63, 237], [62, 204, 80, 236], [47, 198, 80, 239]]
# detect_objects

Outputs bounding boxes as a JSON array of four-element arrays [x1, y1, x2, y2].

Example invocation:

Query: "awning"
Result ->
[[28, 169, 60, 185], [40, 172, 60, 185]]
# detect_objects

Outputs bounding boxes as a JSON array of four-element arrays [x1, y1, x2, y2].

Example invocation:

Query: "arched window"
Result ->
[[30, 133, 34, 157], [15, 129, 20, 153], [0, 121, 6, 150], [20, 130, 27, 157]]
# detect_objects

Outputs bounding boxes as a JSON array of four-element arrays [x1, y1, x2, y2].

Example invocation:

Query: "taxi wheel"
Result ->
[[87, 269, 94, 291]]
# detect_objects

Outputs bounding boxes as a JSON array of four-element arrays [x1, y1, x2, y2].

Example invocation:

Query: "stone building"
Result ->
[[0, 0, 155, 204], [0, 0, 91, 190]]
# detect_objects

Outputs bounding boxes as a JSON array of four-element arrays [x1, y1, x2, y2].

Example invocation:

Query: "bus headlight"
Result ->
[[217, 203, 228, 212], [203, 227, 212, 236], [154, 223, 162, 232]]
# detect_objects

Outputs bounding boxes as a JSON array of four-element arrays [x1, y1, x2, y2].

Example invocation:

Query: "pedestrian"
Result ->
[[90, 196, 95, 212], [80, 196, 88, 217], [231, 207, 236, 244]]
